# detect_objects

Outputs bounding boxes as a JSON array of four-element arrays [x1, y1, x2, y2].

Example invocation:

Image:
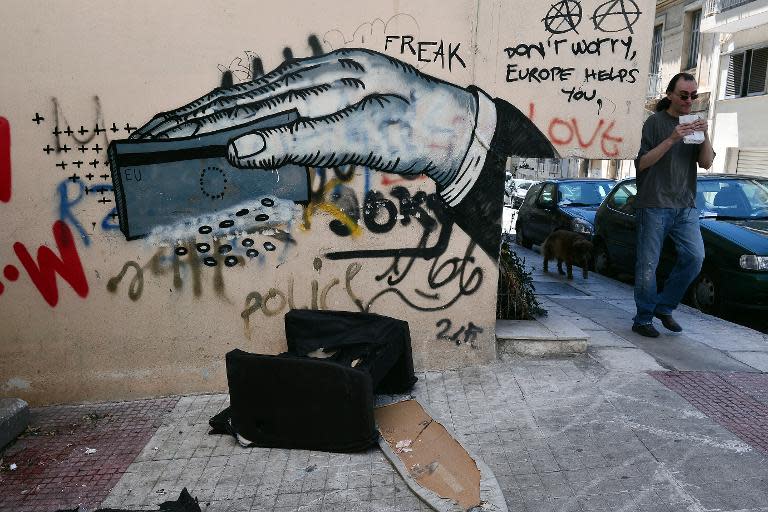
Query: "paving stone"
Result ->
[[579, 329, 635, 348], [7, 267, 768, 512], [727, 350, 768, 371], [651, 371, 768, 454], [552, 297, 758, 372], [0, 397, 179, 512]]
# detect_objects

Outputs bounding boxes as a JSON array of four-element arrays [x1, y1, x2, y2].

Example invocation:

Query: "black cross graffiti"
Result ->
[[61, 144, 71, 153], [78, 126, 89, 135], [92, 144, 102, 153], [55, 161, 68, 169], [89, 159, 99, 168], [68, 174, 80, 183], [98, 197, 112, 204], [78, 145, 88, 153], [99, 173, 109, 180], [94, 124, 106, 135], [43, 145, 54, 155], [32, 113, 45, 125], [84, 186, 90, 195], [72, 160, 84, 168], [52, 126, 62, 136], [85, 173, 94, 180], [124, 123, 136, 133], [64, 126, 74, 136], [110, 123, 119, 133]]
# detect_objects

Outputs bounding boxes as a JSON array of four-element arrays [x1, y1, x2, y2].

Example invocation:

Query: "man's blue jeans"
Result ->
[[634, 207, 705, 326]]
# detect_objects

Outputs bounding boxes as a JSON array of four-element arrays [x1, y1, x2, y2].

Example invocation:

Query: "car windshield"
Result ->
[[558, 181, 615, 206], [696, 178, 768, 219], [518, 182, 533, 190]]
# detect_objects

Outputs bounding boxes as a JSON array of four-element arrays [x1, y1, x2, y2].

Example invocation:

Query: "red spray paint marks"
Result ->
[[528, 102, 624, 157], [380, 173, 428, 186], [10, 221, 89, 306], [0, 117, 10, 203]]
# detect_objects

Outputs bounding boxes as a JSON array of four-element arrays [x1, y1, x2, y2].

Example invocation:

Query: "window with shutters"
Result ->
[[747, 47, 768, 96], [725, 52, 745, 98], [724, 47, 768, 99], [647, 25, 663, 98], [686, 10, 701, 70]]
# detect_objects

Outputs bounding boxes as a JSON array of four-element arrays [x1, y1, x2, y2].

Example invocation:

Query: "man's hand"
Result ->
[[669, 122, 696, 142], [690, 118, 708, 135], [131, 48, 477, 188], [669, 118, 708, 143]]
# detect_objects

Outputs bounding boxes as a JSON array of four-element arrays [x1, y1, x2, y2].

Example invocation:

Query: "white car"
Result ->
[[506, 179, 538, 209]]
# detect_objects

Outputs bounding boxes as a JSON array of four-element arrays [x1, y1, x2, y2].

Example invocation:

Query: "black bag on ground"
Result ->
[[284, 309, 417, 394], [210, 310, 417, 452], [55, 488, 200, 512]]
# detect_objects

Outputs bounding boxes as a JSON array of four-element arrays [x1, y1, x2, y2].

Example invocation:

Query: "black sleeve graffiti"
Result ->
[[446, 95, 555, 257]]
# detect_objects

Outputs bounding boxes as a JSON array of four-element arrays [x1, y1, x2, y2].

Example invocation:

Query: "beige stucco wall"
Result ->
[[0, 0, 654, 405]]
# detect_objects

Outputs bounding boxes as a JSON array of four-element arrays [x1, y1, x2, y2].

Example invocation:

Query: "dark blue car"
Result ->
[[515, 178, 616, 248]]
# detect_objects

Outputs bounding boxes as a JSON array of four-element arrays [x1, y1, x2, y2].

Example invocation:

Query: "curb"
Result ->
[[496, 316, 588, 356], [0, 398, 30, 450]]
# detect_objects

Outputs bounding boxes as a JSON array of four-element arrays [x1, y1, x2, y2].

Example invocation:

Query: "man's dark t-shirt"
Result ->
[[634, 110, 701, 208]]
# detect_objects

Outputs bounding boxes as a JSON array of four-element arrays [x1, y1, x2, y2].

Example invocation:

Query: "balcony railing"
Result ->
[[647, 72, 663, 99], [705, 0, 757, 16]]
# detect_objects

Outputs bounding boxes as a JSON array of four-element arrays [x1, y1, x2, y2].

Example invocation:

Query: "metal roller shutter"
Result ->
[[736, 148, 768, 177]]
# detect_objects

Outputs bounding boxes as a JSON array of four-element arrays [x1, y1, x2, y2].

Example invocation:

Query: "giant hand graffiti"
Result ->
[[117, 48, 555, 258]]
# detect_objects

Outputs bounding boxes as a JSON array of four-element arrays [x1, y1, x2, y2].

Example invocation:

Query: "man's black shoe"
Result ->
[[632, 323, 660, 338], [654, 313, 682, 332]]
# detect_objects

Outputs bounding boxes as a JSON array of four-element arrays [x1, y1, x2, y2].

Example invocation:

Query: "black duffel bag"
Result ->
[[210, 309, 417, 452]]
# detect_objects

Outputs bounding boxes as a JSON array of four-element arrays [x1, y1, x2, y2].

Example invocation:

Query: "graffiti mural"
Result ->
[[119, 48, 555, 259], [0, 0, 655, 404], [0, 221, 89, 307], [0, 117, 10, 203]]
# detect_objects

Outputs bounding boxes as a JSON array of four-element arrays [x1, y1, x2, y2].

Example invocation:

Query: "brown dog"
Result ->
[[542, 230, 593, 279]]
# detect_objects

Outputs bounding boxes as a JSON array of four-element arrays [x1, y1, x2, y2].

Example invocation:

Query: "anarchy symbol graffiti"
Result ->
[[542, 0, 583, 35], [591, 0, 642, 34]]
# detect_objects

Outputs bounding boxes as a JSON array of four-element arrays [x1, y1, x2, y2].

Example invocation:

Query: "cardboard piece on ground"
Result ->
[[375, 399, 480, 511]]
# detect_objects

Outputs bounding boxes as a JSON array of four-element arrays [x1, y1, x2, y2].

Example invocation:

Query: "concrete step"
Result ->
[[496, 314, 588, 356], [0, 398, 30, 449]]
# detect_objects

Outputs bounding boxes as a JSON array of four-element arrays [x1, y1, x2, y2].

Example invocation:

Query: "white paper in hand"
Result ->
[[679, 114, 704, 144]]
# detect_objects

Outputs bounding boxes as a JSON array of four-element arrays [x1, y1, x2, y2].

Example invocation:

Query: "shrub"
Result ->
[[496, 242, 546, 319]]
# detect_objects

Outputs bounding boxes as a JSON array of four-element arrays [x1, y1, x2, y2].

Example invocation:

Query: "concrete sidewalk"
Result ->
[[513, 243, 768, 374], [2, 244, 768, 512]]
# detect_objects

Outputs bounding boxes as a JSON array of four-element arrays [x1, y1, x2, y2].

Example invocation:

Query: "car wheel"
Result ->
[[689, 269, 720, 315], [593, 241, 614, 277], [515, 223, 533, 249]]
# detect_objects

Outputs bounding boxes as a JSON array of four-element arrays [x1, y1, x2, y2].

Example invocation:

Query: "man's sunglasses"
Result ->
[[675, 92, 699, 101]]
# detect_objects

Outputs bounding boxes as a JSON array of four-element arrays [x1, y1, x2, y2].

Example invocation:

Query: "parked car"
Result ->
[[507, 179, 538, 209], [515, 178, 616, 248], [592, 174, 768, 314]]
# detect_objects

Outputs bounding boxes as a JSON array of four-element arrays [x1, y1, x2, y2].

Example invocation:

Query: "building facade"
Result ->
[[617, 0, 768, 177], [703, 0, 768, 174]]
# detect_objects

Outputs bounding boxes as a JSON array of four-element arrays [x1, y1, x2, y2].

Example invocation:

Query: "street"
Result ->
[[503, 204, 768, 335]]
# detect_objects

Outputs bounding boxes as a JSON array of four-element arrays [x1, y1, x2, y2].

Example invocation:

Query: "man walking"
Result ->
[[632, 72, 715, 338]]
